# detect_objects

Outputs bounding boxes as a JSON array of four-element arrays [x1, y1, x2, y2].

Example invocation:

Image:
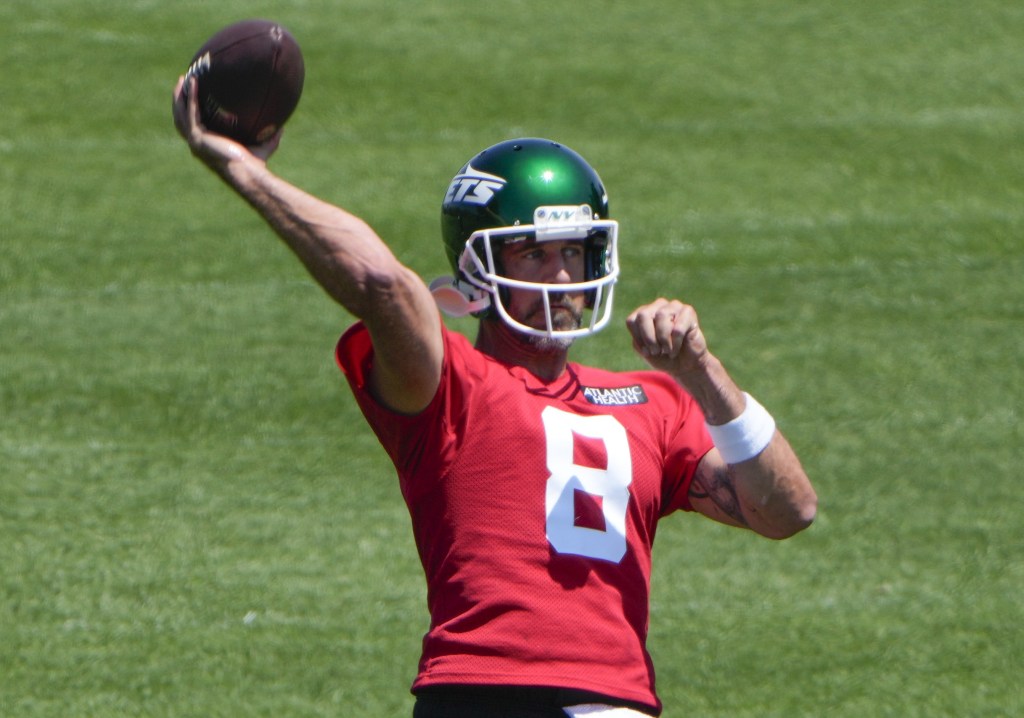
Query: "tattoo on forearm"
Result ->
[[691, 466, 749, 526]]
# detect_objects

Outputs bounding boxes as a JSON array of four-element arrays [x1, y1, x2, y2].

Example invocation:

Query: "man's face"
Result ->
[[497, 238, 587, 335]]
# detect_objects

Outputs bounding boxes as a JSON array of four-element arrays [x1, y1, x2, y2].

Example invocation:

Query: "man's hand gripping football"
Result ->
[[172, 76, 282, 172]]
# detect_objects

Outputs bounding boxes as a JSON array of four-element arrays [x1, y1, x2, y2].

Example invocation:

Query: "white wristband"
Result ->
[[706, 392, 776, 464]]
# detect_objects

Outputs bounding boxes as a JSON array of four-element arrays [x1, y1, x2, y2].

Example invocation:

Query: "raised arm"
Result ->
[[172, 76, 442, 414], [626, 298, 817, 539]]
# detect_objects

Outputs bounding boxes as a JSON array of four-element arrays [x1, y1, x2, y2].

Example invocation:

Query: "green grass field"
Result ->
[[2, 1, 1022, 716]]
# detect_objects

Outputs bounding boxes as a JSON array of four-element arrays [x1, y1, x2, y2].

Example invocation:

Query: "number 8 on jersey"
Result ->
[[542, 406, 633, 563]]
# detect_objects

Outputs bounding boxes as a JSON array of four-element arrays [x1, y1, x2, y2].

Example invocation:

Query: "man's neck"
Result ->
[[475, 319, 571, 382]]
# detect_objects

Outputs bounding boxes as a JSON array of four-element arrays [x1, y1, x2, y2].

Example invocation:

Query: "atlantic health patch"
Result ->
[[581, 385, 649, 406]]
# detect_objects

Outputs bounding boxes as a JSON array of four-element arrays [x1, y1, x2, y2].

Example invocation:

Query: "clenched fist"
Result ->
[[625, 298, 710, 375]]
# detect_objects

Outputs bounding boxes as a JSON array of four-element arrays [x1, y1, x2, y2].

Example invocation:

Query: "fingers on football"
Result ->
[[171, 75, 202, 142], [172, 76, 188, 137]]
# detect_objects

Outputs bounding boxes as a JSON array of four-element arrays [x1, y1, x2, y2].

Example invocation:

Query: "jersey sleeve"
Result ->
[[334, 322, 456, 498], [658, 384, 715, 516]]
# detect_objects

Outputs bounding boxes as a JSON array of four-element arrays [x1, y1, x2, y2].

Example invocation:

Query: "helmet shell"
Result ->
[[441, 138, 610, 275]]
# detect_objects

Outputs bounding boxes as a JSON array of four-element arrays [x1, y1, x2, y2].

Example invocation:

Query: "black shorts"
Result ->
[[412, 685, 659, 718]]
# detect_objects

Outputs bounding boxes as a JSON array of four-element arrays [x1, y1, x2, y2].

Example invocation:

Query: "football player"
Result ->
[[173, 75, 817, 718]]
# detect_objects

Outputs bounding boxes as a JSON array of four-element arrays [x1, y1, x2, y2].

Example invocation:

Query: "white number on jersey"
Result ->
[[541, 406, 633, 563]]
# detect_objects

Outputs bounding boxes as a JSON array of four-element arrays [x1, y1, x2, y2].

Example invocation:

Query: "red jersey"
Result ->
[[336, 323, 713, 714]]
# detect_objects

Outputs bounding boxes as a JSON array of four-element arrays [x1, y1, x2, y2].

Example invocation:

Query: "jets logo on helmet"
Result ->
[[443, 165, 507, 207]]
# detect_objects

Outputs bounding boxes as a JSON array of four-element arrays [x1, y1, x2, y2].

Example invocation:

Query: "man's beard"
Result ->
[[525, 297, 581, 352], [528, 332, 576, 352]]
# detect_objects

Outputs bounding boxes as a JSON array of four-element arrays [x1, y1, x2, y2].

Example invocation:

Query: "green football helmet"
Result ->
[[433, 138, 619, 339]]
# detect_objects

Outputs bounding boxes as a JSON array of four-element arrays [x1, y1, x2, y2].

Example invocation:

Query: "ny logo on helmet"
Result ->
[[444, 164, 507, 207]]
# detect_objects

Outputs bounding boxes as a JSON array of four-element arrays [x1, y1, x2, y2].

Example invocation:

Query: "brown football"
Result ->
[[183, 19, 305, 145]]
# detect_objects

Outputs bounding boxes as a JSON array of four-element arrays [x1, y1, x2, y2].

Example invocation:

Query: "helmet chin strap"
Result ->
[[429, 276, 491, 317]]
